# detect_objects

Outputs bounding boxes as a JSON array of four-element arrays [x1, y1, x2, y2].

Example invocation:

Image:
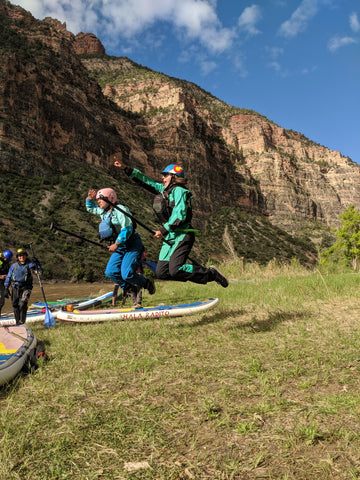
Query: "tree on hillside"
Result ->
[[321, 205, 360, 270]]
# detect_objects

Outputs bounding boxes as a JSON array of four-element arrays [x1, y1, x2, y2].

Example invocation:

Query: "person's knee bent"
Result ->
[[156, 263, 169, 280], [121, 269, 134, 283], [105, 265, 117, 284], [168, 264, 181, 278]]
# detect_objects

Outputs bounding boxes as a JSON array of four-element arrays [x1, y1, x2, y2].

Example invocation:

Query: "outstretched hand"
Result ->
[[113, 156, 126, 170]]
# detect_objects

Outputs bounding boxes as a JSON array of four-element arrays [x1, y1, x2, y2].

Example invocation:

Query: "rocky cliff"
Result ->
[[82, 55, 359, 229], [0, 1, 358, 275]]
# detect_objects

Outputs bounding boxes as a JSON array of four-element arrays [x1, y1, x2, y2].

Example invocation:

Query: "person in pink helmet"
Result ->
[[86, 188, 155, 299]]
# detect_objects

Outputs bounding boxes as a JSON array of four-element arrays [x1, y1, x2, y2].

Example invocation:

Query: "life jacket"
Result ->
[[153, 184, 193, 225], [99, 207, 136, 242], [11, 262, 33, 288]]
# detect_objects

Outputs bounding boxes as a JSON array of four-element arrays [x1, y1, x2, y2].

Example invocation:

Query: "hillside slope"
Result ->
[[0, 1, 354, 277]]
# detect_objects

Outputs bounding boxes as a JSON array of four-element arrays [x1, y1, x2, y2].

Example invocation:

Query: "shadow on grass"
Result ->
[[176, 309, 247, 328], [229, 310, 308, 333]]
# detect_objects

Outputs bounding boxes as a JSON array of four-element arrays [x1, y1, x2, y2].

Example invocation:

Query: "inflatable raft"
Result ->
[[0, 325, 37, 386], [57, 297, 219, 323]]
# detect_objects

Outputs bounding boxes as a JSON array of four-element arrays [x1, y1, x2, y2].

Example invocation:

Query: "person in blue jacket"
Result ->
[[86, 188, 155, 299], [113, 158, 228, 287], [4, 248, 40, 324]]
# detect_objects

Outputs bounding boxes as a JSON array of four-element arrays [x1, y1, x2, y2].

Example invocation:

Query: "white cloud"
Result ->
[[233, 54, 248, 78], [265, 46, 284, 60], [200, 59, 217, 75], [268, 61, 281, 72], [278, 0, 320, 38], [14, 0, 235, 54], [178, 46, 218, 76], [238, 4, 262, 36], [301, 65, 317, 75], [350, 12, 360, 33], [265, 46, 283, 71], [328, 35, 357, 52]]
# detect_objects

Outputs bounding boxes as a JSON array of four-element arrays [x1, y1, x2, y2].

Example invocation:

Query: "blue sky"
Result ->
[[14, 0, 360, 163]]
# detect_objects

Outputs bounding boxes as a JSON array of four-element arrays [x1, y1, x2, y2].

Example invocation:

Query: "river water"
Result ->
[[2, 280, 114, 314]]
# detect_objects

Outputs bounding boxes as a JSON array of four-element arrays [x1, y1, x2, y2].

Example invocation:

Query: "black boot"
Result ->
[[209, 266, 229, 288], [145, 278, 156, 295]]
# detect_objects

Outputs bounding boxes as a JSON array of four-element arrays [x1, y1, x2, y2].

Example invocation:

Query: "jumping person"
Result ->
[[0, 249, 13, 317], [4, 249, 40, 325], [86, 188, 155, 297], [113, 158, 228, 287]]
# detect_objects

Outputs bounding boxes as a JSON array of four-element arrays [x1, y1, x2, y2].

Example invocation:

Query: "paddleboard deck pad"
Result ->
[[0, 325, 37, 386], [57, 297, 219, 323]]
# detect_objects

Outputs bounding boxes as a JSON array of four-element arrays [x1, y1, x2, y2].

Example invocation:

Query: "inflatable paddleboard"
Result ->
[[31, 289, 118, 311], [0, 290, 119, 326], [0, 325, 37, 386], [57, 297, 219, 323]]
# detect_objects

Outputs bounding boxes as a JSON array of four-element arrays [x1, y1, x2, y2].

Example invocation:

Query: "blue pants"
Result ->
[[105, 232, 147, 290]]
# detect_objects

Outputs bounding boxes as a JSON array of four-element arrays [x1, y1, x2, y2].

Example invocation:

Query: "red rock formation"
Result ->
[[74, 33, 106, 55]]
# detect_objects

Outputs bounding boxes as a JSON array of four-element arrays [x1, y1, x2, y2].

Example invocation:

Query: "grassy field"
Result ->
[[1, 261, 360, 479]]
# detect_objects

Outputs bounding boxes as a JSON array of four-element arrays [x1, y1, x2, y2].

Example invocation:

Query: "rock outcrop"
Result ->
[[73, 33, 106, 55]]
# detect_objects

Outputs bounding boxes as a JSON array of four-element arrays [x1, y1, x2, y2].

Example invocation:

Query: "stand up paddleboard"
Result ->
[[0, 325, 37, 386], [0, 290, 119, 326], [57, 298, 219, 323]]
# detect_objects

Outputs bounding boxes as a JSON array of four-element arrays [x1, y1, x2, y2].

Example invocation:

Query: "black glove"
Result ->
[[32, 257, 42, 270], [4, 287, 10, 298]]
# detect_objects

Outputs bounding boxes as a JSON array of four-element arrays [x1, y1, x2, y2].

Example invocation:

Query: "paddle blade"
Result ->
[[44, 306, 56, 328], [141, 260, 157, 275]]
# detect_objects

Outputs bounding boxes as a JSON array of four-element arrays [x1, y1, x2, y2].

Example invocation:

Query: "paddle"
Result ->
[[27, 243, 56, 328], [49, 223, 107, 249], [49, 223, 158, 274], [98, 194, 201, 266]]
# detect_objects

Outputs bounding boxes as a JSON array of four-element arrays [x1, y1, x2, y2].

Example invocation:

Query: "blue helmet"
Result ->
[[161, 164, 185, 178], [3, 250, 13, 261]]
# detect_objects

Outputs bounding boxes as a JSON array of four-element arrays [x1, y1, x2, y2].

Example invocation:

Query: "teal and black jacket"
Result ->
[[124, 167, 194, 261]]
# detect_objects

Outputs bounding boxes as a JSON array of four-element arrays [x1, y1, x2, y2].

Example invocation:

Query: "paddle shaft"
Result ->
[[50, 224, 157, 272], [27, 243, 51, 309], [50, 223, 107, 249], [99, 195, 201, 266]]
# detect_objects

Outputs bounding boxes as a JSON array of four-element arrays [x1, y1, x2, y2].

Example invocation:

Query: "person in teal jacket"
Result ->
[[86, 188, 155, 299], [113, 158, 228, 287]]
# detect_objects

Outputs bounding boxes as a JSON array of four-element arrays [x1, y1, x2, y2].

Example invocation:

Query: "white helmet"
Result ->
[[96, 188, 117, 204]]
